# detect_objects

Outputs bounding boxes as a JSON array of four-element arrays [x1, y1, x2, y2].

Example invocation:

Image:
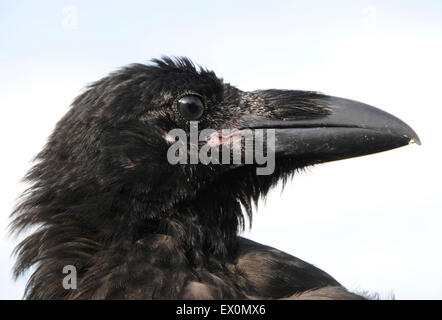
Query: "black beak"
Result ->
[[240, 93, 420, 164]]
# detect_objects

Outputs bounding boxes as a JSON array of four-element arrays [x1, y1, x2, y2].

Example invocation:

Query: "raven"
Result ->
[[11, 57, 420, 299]]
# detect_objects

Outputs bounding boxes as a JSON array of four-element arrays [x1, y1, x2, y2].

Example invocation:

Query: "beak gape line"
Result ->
[[165, 121, 276, 175]]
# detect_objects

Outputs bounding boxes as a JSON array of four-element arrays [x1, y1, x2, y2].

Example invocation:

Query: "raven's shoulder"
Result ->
[[234, 237, 342, 299]]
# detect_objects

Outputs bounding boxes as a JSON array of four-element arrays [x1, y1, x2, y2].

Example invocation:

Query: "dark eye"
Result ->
[[176, 95, 205, 121]]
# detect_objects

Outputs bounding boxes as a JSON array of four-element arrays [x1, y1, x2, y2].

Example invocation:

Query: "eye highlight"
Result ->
[[176, 95, 205, 121]]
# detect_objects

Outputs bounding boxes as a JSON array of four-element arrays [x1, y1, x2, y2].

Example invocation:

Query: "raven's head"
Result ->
[[11, 57, 419, 295], [68, 57, 417, 220]]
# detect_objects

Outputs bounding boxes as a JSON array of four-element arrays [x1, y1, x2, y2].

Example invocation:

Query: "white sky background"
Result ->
[[1, 0, 441, 299]]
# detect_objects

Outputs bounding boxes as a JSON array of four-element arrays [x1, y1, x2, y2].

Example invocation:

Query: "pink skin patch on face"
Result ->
[[206, 130, 242, 149], [162, 129, 243, 150], [163, 132, 177, 144]]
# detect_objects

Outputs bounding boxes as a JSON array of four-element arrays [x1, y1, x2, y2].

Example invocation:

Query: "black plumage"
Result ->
[[10, 57, 419, 299]]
